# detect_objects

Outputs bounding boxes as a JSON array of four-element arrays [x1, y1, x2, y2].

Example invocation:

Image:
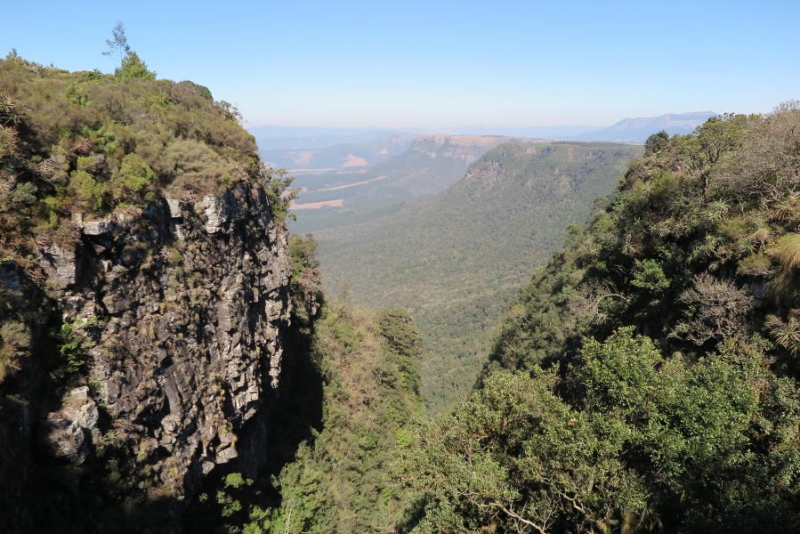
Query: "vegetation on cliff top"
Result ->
[[0, 47, 300, 533], [0, 49, 290, 280], [5, 40, 800, 533]]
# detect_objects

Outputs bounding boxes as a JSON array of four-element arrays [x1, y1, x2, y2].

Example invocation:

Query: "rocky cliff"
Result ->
[[1, 181, 294, 529], [0, 56, 306, 532]]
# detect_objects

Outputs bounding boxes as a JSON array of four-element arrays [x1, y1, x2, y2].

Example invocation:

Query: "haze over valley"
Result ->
[[249, 113, 704, 409]]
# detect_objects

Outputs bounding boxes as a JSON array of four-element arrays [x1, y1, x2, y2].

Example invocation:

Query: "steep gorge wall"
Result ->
[[1, 180, 294, 530]]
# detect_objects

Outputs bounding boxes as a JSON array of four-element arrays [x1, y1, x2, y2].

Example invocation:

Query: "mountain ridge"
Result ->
[[251, 112, 717, 156], [572, 111, 717, 142]]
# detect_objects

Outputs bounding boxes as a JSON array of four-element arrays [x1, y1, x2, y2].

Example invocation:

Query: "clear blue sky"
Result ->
[[3, 1, 798, 130]]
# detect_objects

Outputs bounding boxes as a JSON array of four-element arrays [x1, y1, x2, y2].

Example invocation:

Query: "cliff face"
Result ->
[[0, 57, 310, 530], [1, 180, 294, 529], [52, 178, 290, 487]]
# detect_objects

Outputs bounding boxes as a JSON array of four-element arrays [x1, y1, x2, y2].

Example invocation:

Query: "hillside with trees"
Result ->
[[288, 134, 517, 235], [396, 105, 800, 533], [315, 141, 642, 410], [4, 38, 800, 534]]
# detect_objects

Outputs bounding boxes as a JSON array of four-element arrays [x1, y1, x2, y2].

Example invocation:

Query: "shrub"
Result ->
[[68, 169, 107, 211], [111, 153, 154, 203]]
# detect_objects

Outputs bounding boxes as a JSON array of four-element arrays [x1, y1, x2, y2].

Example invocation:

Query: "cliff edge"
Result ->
[[0, 54, 302, 532]]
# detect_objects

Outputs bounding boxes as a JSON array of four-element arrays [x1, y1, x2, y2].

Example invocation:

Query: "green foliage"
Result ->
[[243, 443, 332, 533], [215, 473, 254, 520], [68, 169, 108, 211], [102, 22, 156, 80], [630, 258, 671, 291], [0, 52, 270, 265], [239, 301, 424, 533], [487, 106, 800, 372], [262, 167, 295, 221], [403, 328, 800, 532], [378, 308, 422, 395], [115, 51, 156, 80], [644, 129, 669, 155], [399, 368, 648, 533], [288, 234, 318, 280], [313, 141, 642, 411], [9, 182, 37, 206], [0, 320, 30, 382], [288, 233, 323, 328], [0, 124, 18, 158], [443, 106, 800, 533], [57, 317, 97, 377], [111, 153, 154, 202]]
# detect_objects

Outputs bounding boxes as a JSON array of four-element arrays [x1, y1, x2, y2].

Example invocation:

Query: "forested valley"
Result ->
[[1, 46, 800, 533], [238, 105, 800, 533]]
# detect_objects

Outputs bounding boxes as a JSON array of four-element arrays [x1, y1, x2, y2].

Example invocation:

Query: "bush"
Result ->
[[111, 153, 154, 202]]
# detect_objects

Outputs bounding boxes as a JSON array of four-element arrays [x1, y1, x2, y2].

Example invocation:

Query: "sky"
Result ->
[[2, 1, 799, 131]]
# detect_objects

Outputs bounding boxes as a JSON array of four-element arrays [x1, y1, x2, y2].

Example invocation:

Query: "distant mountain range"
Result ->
[[258, 135, 414, 173], [571, 112, 717, 143], [248, 126, 415, 150], [287, 134, 519, 235]]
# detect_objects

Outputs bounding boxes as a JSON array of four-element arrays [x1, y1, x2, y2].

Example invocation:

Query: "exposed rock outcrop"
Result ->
[[0, 57, 307, 533], [2, 178, 293, 519], [65, 180, 289, 499]]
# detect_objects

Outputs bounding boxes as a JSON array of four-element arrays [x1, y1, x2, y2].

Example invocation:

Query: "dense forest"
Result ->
[[315, 141, 642, 412], [395, 106, 800, 532], [2, 40, 800, 533]]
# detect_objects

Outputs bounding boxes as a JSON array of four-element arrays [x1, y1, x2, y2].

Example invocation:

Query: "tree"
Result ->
[[103, 22, 155, 80], [116, 51, 156, 80], [694, 114, 748, 197], [288, 234, 323, 326], [103, 22, 130, 65], [644, 130, 669, 156], [398, 368, 648, 534]]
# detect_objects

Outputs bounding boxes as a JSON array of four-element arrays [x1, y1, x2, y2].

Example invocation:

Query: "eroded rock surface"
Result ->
[[40, 180, 291, 500]]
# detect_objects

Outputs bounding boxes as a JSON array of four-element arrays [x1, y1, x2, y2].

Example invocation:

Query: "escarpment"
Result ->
[[1, 180, 294, 527], [50, 181, 291, 487], [0, 57, 307, 532]]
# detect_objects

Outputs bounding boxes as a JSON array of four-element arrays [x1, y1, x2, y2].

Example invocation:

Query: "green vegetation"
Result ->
[[210, 301, 424, 533], [288, 134, 513, 235], [5, 42, 800, 534], [0, 49, 291, 270], [0, 319, 30, 381], [400, 330, 799, 533], [55, 316, 98, 378], [315, 141, 642, 411], [399, 104, 800, 532], [288, 233, 323, 327], [103, 22, 156, 80], [0, 50, 298, 532]]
